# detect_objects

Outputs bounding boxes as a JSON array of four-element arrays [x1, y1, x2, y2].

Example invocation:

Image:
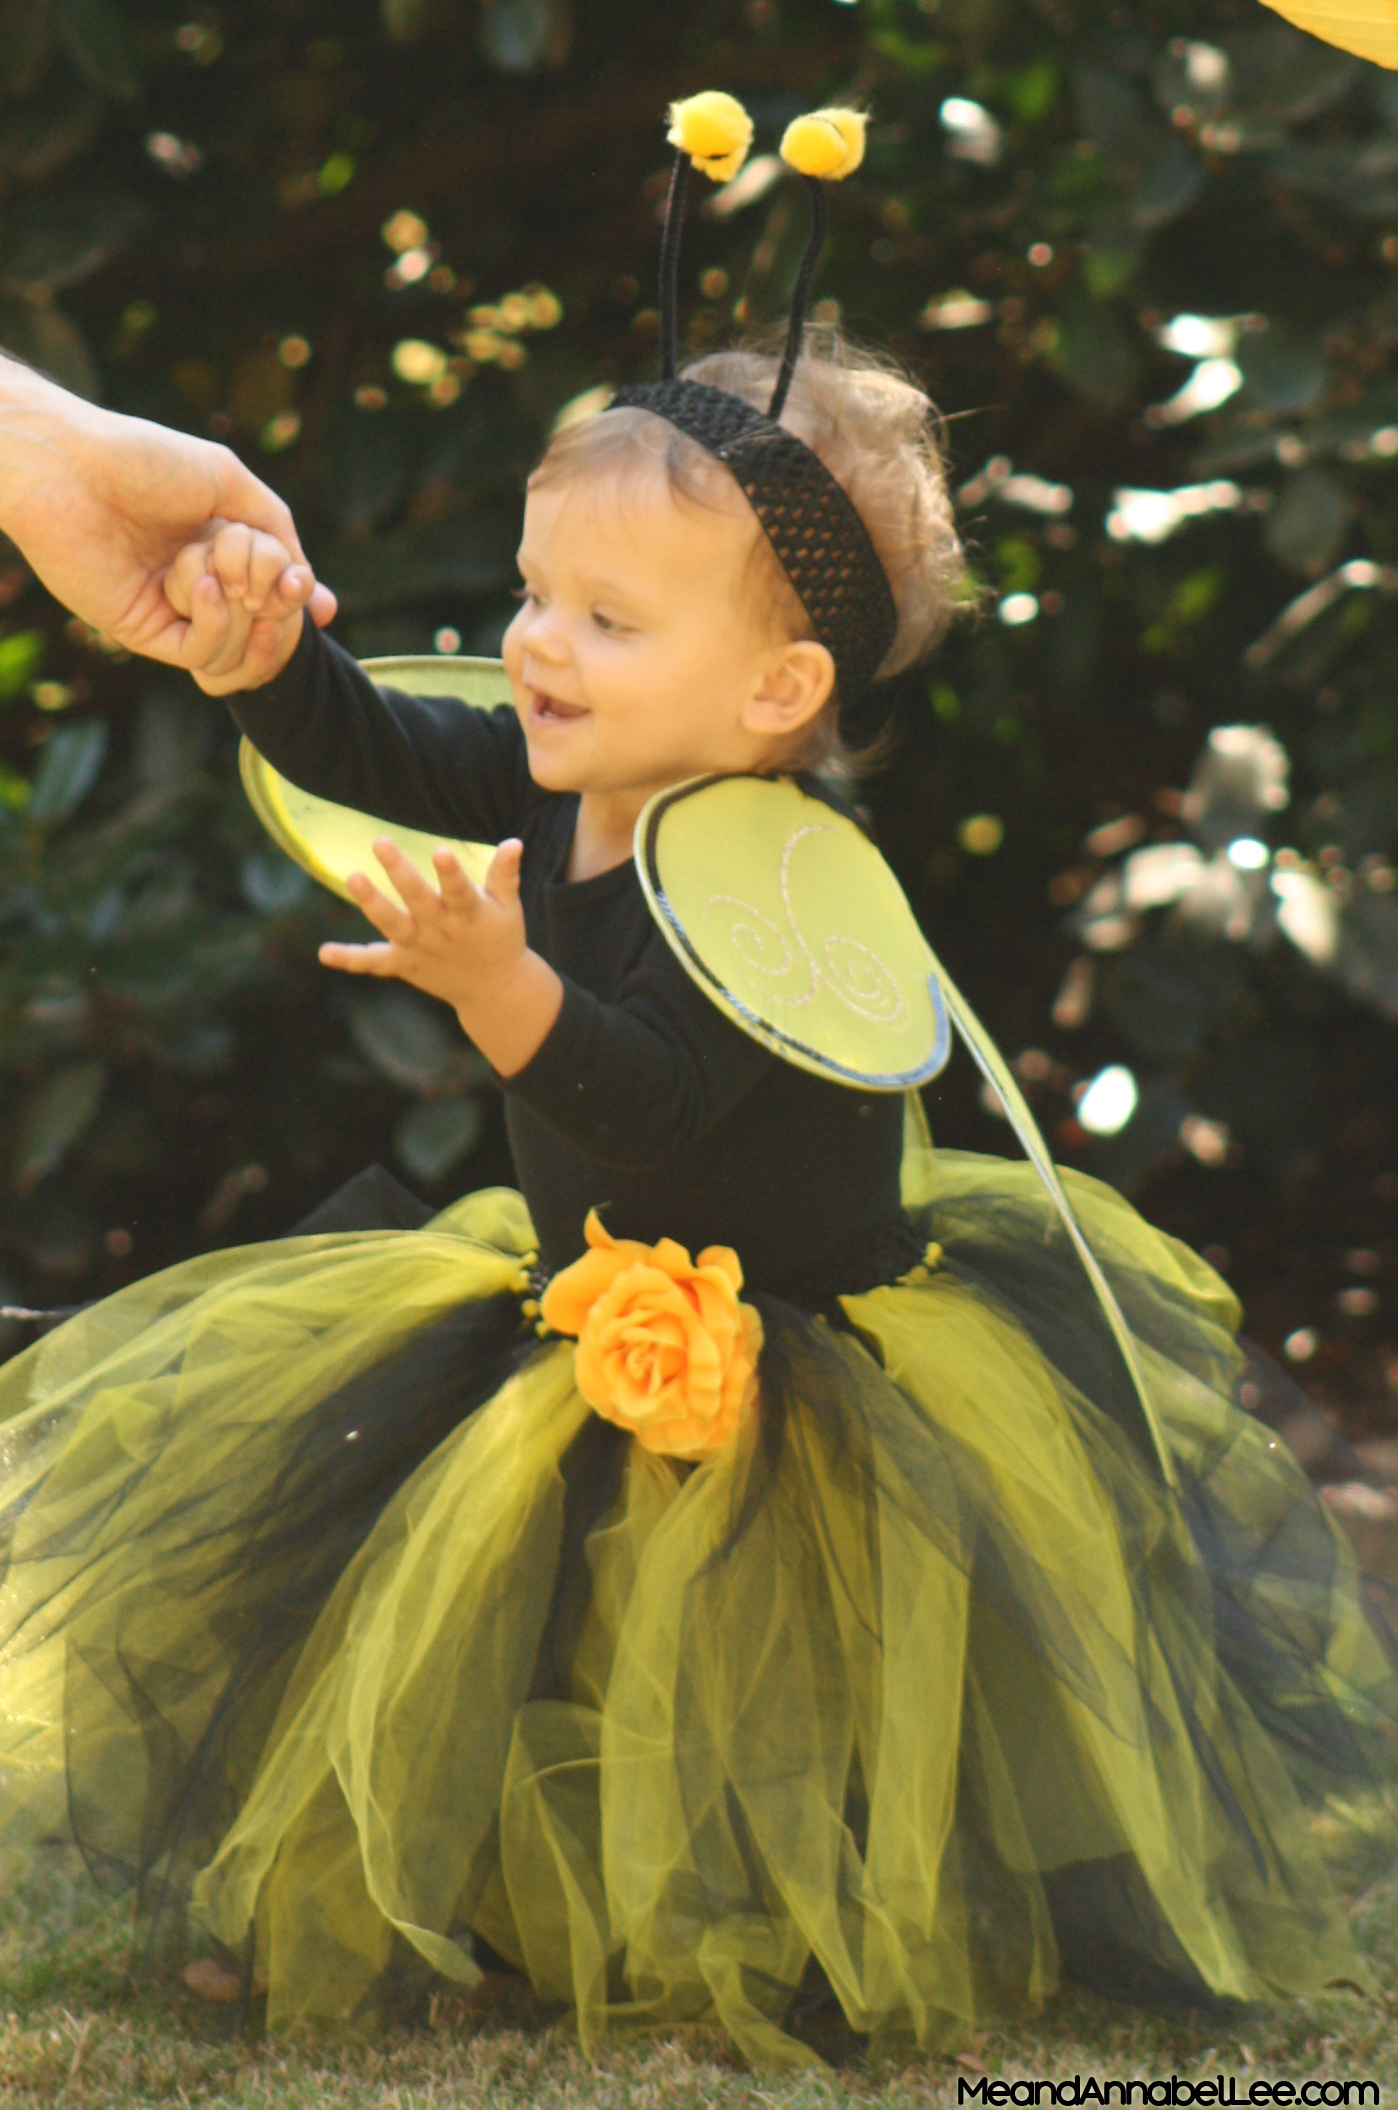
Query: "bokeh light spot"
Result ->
[[1077, 1065, 1138, 1135]]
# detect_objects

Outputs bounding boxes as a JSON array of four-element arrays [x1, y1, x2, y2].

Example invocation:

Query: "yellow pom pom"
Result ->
[[779, 107, 867, 181], [667, 90, 754, 183]]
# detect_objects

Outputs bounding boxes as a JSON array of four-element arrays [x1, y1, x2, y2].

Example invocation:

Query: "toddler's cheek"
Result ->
[[500, 614, 526, 682]]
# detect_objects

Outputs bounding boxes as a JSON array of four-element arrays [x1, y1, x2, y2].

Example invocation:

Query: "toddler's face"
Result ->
[[501, 460, 802, 804]]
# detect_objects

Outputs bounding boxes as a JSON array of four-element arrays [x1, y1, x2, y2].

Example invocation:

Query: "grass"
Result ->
[[3, 1832, 1397, 2110]]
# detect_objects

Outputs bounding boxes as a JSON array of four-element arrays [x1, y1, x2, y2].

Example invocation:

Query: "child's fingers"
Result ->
[[347, 866, 419, 944], [180, 571, 237, 668], [430, 847, 478, 906], [371, 838, 449, 919], [209, 522, 257, 602], [258, 564, 316, 622], [194, 579, 257, 680], [165, 540, 215, 621], [482, 838, 524, 908], [244, 614, 298, 677], [318, 940, 401, 976], [179, 613, 302, 697], [243, 531, 298, 614]]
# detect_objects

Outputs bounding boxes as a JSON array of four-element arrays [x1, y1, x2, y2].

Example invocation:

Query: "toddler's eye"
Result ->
[[592, 609, 631, 634], [511, 586, 539, 606]]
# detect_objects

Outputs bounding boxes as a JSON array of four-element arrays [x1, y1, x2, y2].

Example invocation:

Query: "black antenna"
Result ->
[[658, 151, 693, 381], [768, 175, 828, 423]]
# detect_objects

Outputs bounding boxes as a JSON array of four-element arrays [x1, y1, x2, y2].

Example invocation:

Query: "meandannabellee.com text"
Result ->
[[959, 2081, 1379, 2105]]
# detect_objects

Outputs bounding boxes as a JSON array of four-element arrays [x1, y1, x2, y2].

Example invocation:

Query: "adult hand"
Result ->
[[0, 356, 337, 668]]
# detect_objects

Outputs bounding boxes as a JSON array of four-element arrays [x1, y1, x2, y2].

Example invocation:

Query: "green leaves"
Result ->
[[1264, 468, 1351, 578], [394, 1095, 483, 1182], [13, 1062, 106, 1192], [239, 848, 314, 914], [50, 0, 141, 100], [26, 723, 107, 825], [0, 301, 99, 399], [478, 0, 566, 73], [348, 986, 464, 1092], [1235, 327, 1327, 417], [0, 190, 146, 303], [1050, 292, 1140, 406], [0, 633, 45, 701]]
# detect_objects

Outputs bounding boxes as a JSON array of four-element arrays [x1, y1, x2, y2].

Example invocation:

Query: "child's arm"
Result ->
[[224, 609, 541, 852], [174, 521, 558, 1063], [327, 836, 775, 1147]]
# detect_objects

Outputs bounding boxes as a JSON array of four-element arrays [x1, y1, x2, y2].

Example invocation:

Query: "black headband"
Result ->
[[604, 114, 899, 700], [610, 377, 899, 699]]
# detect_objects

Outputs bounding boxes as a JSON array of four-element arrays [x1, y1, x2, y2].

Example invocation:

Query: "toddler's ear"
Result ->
[[743, 638, 835, 739]]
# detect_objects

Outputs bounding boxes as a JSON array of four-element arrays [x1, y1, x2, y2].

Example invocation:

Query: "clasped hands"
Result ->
[[0, 362, 557, 1060]]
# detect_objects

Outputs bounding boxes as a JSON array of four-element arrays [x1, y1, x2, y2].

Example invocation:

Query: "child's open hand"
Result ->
[[320, 836, 530, 1011], [165, 520, 309, 695]]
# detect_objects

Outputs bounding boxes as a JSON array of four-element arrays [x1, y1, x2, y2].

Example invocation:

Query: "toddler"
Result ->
[[1, 141, 1393, 2060]]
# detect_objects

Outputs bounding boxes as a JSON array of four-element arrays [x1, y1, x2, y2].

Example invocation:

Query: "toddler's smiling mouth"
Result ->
[[529, 690, 588, 725]]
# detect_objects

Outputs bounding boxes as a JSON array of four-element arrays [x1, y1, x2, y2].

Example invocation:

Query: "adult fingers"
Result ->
[[347, 865, 419, 944]]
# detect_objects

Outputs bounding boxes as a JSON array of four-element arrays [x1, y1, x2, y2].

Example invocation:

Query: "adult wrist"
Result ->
[[0, 356, 105, 527]]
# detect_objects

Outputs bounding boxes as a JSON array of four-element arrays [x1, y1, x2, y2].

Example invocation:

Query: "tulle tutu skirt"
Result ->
[[1, 1131, 1396, 2067]]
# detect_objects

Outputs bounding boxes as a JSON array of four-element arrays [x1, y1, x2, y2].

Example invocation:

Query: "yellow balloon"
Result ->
[[1257, 0, 1398, 67]]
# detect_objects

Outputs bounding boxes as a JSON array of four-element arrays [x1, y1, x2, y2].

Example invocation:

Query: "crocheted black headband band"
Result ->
[[610, 378, 899, 700], [604, 93, 899, 699]]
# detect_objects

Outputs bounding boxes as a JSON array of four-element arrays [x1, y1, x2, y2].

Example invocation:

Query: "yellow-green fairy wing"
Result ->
[[1256, 0, 1398, 67], [636, 773, 1176, 1487], [925, 950, 1178, 1489], [238, 655, 514, 903], [635, 773, 951, 1090]]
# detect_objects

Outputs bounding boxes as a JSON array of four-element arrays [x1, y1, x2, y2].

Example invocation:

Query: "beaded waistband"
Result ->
[[758, 1210, 931, 1310], [522, 1210, 932, 1323]]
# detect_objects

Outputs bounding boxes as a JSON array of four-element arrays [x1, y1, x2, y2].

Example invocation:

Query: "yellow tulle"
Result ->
[[1, 1164, 1395, 2065]]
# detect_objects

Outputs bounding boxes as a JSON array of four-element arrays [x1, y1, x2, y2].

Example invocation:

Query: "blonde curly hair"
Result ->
[[530, 326, 965, 775]]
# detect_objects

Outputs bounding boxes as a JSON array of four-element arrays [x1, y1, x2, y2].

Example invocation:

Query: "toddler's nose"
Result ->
[[520, 611, 569, 670]]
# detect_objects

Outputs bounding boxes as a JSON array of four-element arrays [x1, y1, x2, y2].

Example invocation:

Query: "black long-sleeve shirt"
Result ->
[[230, 620, 910, 1296]]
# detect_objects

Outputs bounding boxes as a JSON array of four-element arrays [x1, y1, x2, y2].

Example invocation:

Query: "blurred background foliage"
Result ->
[[2, 0, 1398, 1435]]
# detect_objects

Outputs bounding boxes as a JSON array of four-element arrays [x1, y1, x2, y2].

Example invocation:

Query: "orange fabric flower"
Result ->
[[540, 1210, 764, 1460]]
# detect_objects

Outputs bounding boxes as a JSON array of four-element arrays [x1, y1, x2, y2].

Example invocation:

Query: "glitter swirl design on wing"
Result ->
[[703, 823, 908, 1029]]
